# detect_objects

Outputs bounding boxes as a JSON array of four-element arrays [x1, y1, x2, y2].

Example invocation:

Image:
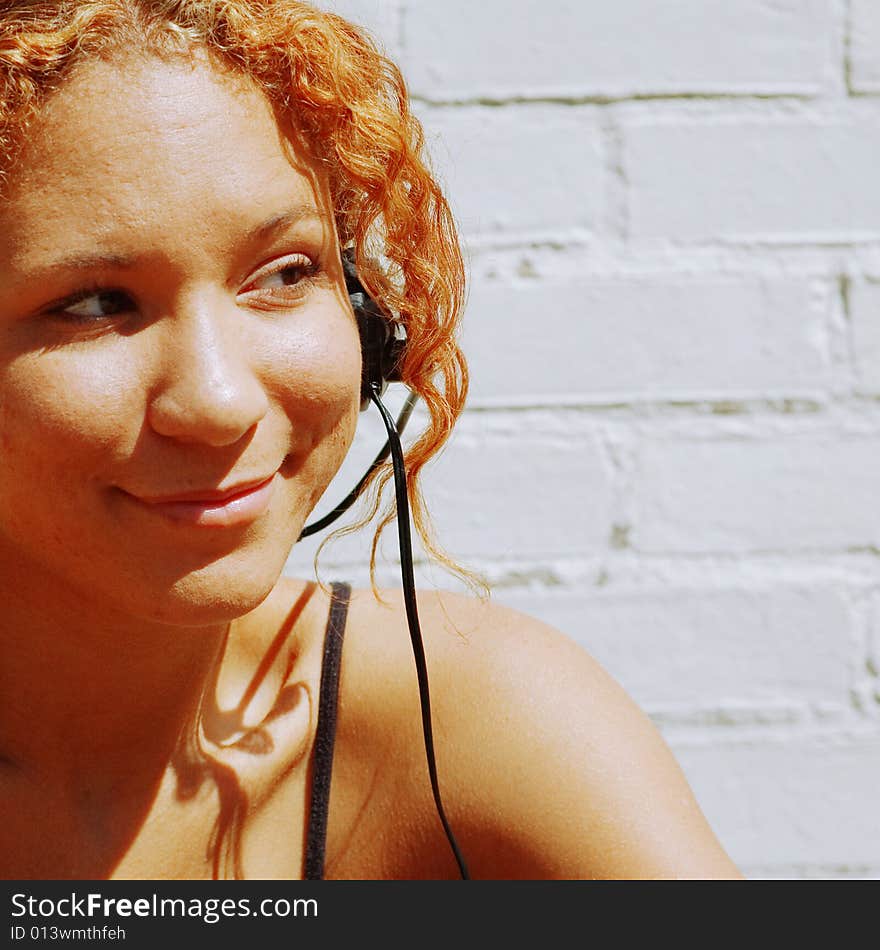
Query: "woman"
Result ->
[[0, 0, 741, 880]]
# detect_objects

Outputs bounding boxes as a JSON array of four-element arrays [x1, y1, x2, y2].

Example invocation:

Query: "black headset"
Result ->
[[298, 249, 470, 880], [343, 251, 406, 410]]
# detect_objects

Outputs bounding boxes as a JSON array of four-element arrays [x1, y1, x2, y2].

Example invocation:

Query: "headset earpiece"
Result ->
[[341, 248, 406, 410]]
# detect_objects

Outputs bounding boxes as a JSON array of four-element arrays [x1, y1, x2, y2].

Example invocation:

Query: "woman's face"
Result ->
[[0, 51, 361, 624]]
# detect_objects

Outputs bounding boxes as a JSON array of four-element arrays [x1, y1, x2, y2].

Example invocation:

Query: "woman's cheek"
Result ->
[[266, 316, 362, 421], [270, 321, 362, 496], [0, 352, 140, 456]]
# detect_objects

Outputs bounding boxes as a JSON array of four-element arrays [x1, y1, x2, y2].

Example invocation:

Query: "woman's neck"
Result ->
[[0, 551, 232, 800]]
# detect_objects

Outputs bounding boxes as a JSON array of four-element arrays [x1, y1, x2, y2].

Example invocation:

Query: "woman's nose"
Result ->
[[146, 302, 270, 447]]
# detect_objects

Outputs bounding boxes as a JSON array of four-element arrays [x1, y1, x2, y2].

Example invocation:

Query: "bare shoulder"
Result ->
[[330, 586, 743, 880]]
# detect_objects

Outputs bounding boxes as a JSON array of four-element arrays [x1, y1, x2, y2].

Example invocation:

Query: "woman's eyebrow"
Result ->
[[244, 206, 327, 245], [15, 206, 329, 278], [31, 251, 136, 275]]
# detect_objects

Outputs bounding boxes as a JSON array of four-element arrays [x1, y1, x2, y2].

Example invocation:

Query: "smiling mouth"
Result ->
[[125, 473, 278, 527]]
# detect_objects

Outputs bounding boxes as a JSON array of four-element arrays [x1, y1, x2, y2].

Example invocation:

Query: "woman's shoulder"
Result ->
[[327, 584, 743, 879], [337, 584, 591, 752], [340, 582, 656, 742]]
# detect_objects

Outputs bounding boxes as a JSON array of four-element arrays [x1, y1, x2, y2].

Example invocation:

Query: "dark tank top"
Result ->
[[302, 581, 351, 880]]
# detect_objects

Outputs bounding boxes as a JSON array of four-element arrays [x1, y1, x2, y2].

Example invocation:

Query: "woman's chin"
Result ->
[[117, 559, 287, 628]]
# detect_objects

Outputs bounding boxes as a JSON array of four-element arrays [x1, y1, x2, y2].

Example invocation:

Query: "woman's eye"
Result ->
[[253, 266, 305, 290], [53, 289, 134, 322], [247, 257, 318, 295]]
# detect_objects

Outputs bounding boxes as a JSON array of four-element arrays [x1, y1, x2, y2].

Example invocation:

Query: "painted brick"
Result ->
[[494, 585, 854, 711], [461, 273, 831, 406], [402, 0, 832, 100], [669, 732, 880, 870], [850, 278, 880, 394], [624, 116, 880, 243], [414, 105, 603, 238], [850, 0, 880, 92], [864, 593, 880, 694], [632, 434, 880, 554], [317, 0, 400, 55], [419, 415, 614, 559]]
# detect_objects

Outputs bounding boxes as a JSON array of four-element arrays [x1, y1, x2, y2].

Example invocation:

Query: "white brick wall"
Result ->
[[293, 0, 880, 880], [624, 110, 880, 242], [669, 731, 880, 874], [851, 277, 880, 391], [417, 104, 604, 239], [401, 0, 834, 99], [462, 273, 832, 404], [850, 0, 880, 93], [632, 430, 880, 553], [497, 583, 856, 713]]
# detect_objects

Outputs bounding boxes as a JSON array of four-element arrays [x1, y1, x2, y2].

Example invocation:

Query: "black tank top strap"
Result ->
[[303, 581, 351, 880]]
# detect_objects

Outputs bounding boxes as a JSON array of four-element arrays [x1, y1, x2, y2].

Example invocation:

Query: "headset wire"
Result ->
[[368, 383, 470, 881]]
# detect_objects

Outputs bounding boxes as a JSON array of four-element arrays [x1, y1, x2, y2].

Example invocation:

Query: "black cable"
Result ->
[[368, 382, 470, 881], [298, 392, 419, 540], [296, 384, 469, 878]]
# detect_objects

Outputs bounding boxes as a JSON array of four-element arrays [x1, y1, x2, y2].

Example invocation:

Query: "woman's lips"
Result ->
[[127, 474, 277, 527]]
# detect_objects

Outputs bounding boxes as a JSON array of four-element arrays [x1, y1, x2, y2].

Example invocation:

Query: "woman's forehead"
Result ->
[[13, 50, 318, 184], [1, 51, 333, 265]]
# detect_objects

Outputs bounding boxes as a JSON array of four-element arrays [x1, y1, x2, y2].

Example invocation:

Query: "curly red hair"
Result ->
[[0, 0, 471, 586]]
